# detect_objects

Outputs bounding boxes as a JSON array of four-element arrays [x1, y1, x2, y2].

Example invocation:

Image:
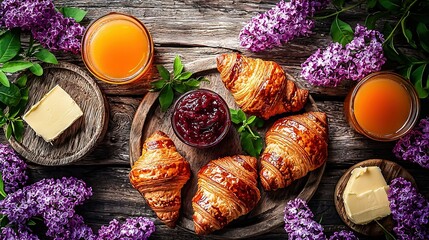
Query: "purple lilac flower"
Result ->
[[0, 177, 94, 239], [284, 198, 327, 239], [0, 226, 39, 240], [0, 0, 85, 53], [0, 144, 28, 194], [393, 117, 429, 169], [239, 0, 330, 52], [31, 13, 85, 54], [97, 217, 156, 240], [388, 177, 429, 240], [301, 24, 386, 87], [329, 230, 359, 240], [0, 0, 56, 30]]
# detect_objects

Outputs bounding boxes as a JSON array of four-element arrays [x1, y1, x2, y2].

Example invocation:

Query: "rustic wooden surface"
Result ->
[[129, 58, 324, 238], [334, 159, 415, 237], [2, 0, 429, 239]]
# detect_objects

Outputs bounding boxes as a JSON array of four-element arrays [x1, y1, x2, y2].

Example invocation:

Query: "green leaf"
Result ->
[[12, 120, 24, 142], [0, 30, 21, 63], [238, 125, 245, 133], [8, 88, 29, 118], [333, 0, 345, 8], [0, 215, 8, 228], [365, 12, 386, 30], [416, 23, 429, 53], [5, 124, 12, 139], [0, 71, 9, 87], [28, 219, 37, 226], [15, 75, 27, 88], [59, 7, 87, 23], [378, 0, 401, 11], [0, 83, 21, 106], [34, 48, 58, 64], [173, 55, 184, 77], [173, 84, 188, 94], [156, 65, 170, 81], [159, 84, 174, 111], [367, 0, 377, 8], [247, 115, 256, 125], [401, 12, 417, 48], [150, 79, 166, 91], [253, 117, 264, 128], [184, 79, 201, 88], [240, 131, 263, 158], [411, 64, 429, 98], [177, 71, 193, 81], [237, 109, 247, 123], [0, 173, 6, 199], [29, 63, 43, 76], [1, 61, 33, 73], [330, 17, 354, 46], [230, 109, 241, 124]]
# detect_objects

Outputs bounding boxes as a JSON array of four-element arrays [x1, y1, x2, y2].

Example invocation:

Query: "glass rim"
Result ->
[[171, 89, 231, 148], [81, 12, 154, 85], [348, 71, 420, 141]]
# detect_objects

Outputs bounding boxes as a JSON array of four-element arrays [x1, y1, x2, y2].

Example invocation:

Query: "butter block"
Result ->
[[23, 85, 83, 142], [343, 166, 391, 225]]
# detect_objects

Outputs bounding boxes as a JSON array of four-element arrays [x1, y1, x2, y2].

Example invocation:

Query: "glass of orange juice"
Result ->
[[344, 72, 420, 141], [82, 13, 154, 84]]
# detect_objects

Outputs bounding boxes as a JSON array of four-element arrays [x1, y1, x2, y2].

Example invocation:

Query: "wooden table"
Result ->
[[4, 1, 428, 239]]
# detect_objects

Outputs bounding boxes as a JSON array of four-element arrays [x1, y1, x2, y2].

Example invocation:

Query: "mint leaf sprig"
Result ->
[[151, 55, 209, 111], [230, 109, 264, 158]]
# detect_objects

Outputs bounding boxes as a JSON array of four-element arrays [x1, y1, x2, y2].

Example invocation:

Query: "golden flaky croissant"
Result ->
[[216, 53, 309, 119], [192, 155, 261, 235], [260, 112, 328, 191], [129, 131, 191, 228]]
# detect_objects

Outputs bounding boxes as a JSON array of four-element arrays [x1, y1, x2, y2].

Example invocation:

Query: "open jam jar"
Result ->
[[172, 89, 231, 148]]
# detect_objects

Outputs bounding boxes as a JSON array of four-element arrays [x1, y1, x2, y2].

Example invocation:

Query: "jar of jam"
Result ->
[[172, 89, 231, 148]]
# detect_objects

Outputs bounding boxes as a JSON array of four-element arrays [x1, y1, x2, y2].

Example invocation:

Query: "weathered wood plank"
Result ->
[[48, 0, 372, 97]]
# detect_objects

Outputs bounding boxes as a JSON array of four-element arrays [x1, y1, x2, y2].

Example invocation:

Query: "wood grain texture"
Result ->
[[129, 58, 325, 238], [8, 62, 108, 166], [334, 159, 415, 237]]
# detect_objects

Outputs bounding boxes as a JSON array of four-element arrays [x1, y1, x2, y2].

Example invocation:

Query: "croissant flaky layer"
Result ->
[[217, 53, 309, 119], [129, 131, 191, 228], [192, 155, 261, 235], [260, 112, 329, 191]]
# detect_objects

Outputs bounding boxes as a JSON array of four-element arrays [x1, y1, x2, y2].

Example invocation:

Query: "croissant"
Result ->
[[216, 53, 309, 119], [129, 131, 191, 228], [260, 112, 328, 191], [192, 155, 261, 235]]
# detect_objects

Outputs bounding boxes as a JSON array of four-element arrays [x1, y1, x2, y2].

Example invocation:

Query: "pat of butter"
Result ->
[[23, 85, 83, 142], [343, 166, 391, 225]]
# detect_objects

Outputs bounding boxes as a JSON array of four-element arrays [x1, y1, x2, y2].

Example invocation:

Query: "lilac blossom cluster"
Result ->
[[0, 226, 39, 240], [301, 24, 385, 87], [239, 0, 330, 52], [0, 0, 85, 53], [284, 198, 357, 239], [388, 177, 429, 240], [0, 144, 27, 194], [0, 177, 94, 239], [97, 217, 156, 240], [393, 117, 429, 169]]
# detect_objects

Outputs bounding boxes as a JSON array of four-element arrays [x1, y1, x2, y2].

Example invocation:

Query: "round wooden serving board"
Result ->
[[129, 57, 325, 239], [334, 159, 416, 237], [9, 62, 108, 166]]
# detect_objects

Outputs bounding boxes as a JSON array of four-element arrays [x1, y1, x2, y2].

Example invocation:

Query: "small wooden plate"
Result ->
[[334, 159, 416, 236], [129, 57, 325, 239], [8, 62, 109, 166]]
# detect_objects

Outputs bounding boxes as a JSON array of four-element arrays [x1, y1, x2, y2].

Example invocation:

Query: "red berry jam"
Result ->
[[172, 89, 230, 148]]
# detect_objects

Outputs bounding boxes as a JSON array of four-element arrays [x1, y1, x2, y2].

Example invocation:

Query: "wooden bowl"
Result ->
[[8, 62, 108, 166], [334, 159, 416, 236], [129, 57, 326, 239]]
